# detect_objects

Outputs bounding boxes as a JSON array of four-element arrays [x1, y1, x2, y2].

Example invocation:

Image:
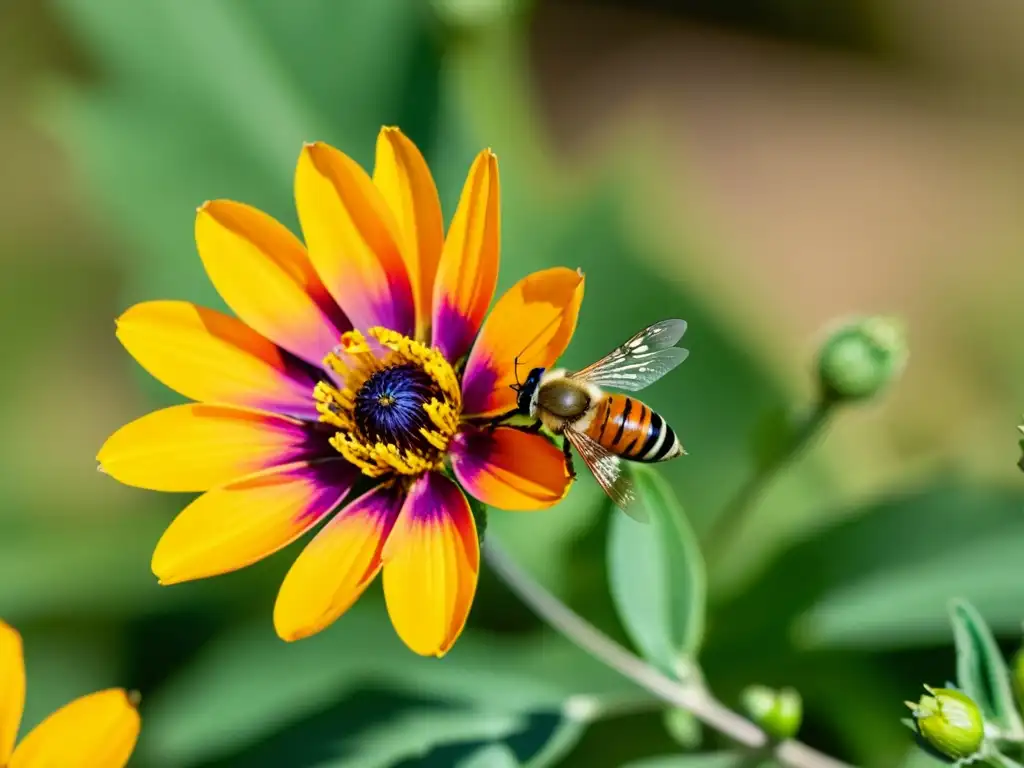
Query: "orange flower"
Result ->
[[99, 128, 584, 656], [0, 621, 140, 767]]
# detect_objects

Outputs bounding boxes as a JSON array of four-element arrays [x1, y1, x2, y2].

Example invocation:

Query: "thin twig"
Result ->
[[485, 539, 853, 768]]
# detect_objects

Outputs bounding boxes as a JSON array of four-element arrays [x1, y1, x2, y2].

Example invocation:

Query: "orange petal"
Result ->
[[152, 459, 356, 585], [98, 404, 330, 493], [9, 689, 140, 768], [430, 150, 500, 362], [0, 621, 25, 764], [450, 426, 571, 511], [295, 141, 415, 336], [373, 127, 444, 341], [382, 473, 479, 657], [274, 482, 404, 641], [461, 267, 585, 418], [195, 200, 350, 367], [116, 301, 321, 420]]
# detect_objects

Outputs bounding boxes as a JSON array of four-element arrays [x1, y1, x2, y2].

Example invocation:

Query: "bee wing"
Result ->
[[564, 427, 649, 523], [570, 319, 689, 392]]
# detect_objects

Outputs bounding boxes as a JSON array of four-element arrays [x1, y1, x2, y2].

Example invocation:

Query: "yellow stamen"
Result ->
[[368, 327, 462, 409], [423, 398, 458, 435], [317, 326, 461, 478]]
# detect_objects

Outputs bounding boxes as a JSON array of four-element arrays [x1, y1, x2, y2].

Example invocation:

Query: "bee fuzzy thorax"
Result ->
[[536, 369, 602, 431], [539, 369, 603, 403]]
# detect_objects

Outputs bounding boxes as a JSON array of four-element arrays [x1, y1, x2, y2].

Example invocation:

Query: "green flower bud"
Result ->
[[906, 685, 984, 761], [817, 316, 907, 402], [741, 684, 803, 740]]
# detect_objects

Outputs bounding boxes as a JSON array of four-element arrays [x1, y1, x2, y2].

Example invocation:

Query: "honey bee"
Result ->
[[507, 319, 689, 522]]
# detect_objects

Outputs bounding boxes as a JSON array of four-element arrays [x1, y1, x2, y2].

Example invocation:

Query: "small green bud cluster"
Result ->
[[817, 316, 907, 403], [905, 685, 984, 762], [741, 684, 802, 741]]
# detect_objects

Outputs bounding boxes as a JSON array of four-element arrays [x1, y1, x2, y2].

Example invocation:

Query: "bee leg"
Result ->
[[485, 408, 521, 431], [498, 420, 545, 436], [562, 438, 577, 480]]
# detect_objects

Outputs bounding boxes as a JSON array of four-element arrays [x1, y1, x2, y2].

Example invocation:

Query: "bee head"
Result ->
[[511, 367, 544, 415]]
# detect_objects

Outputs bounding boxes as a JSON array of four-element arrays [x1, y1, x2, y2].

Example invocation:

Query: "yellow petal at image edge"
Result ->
[[10, 689, 139, 768], [0, 621, 25, 763]]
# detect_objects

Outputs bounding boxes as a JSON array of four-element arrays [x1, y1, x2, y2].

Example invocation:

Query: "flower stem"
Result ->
[[703, 398, 835, 565], [485, 539, 852, 768]]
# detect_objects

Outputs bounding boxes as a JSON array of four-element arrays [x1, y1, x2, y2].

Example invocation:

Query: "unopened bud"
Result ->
[[741, 685, 802, 740], [817, 316, 906, 403], [906, 686, 984, 761]]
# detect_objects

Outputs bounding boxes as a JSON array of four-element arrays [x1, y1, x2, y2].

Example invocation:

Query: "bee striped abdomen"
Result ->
[[585, 394, 682, 462]]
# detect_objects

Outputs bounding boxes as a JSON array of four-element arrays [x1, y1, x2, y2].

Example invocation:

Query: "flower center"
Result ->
[[314, 327, 461, 477], [353, 364, 440, 453]]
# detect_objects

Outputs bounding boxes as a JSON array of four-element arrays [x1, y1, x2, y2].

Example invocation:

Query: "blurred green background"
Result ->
[[3, 0, 1024, 765]]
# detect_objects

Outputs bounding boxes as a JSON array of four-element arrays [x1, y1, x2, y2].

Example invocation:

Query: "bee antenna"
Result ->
[[507, 315, 565, 391]]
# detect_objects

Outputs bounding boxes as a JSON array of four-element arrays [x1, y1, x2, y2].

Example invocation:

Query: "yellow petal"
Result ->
[[10, 689, 139, 768], [196, 200, 350, 367], [274, 482, 404, 641], [152, 459, 356, 585], [431, 149, 500, 362], [382, 473, 479, 657], [98, 404, 329, 492], [461, 267, 584, 418], [373, 127, 444, 341], [116, 301, 321, 420], [295, 141, 415, 336], [0, 621, 25, 764]]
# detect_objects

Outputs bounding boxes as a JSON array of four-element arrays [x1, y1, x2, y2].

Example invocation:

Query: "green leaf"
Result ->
[[621, 753, 746, 768], [730, 482, 1024, 649], [457, 744, 521, 768], [949, 599, 1024, 738], [607, 464, 706, 676], [522, 717, 587, 768], [899, 746, 951, 768], [986, 752, 1024, 768], [312, 708, 527, 768], [141, 605, 633, 766]]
